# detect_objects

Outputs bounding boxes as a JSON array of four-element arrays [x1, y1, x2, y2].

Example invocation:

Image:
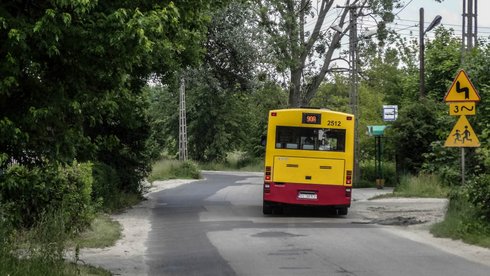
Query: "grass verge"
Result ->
[[199, 152, 264, 172], [70, 213, 122, 248], [372, 174, 449, 199], [0, 256, 110, 276], [0, 212, 115, 275], [431, 195, 490, 248]]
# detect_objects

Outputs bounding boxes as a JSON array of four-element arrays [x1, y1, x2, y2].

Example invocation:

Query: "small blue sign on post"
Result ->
[[383, 105, 398, 121], [367, 125, 388, 137]]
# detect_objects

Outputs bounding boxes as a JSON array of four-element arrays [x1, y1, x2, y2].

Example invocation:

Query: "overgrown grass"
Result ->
[[0, 210, 112, 275], [199, 151, 264, 172], [148, 159, 201, 182], [395, 174, 449, 198], [70, 213, 122, 248], [371, 174, 450, 199], [0, 256, 110, 276], [431, 196, 490, 248]]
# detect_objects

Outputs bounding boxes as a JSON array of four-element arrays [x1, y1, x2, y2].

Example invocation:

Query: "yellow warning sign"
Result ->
[[444, 115, 480, 147], [444, 70, 481, 102]]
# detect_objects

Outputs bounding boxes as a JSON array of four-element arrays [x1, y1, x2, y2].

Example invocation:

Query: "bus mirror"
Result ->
[[260, 135, 267, 146]]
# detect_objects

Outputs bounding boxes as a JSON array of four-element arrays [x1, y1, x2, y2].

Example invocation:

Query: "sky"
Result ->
[[312, 0, 490, 47], [392, 0, 490, 40]]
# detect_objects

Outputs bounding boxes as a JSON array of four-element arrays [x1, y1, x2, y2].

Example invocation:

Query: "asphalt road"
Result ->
[[144, 171, 489, 276]]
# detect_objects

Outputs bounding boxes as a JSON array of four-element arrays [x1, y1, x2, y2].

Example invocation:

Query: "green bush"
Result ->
[[358, 160, 397, 187], [0, 207, 14, 258], [226, 151, 263, 171], [174, 161, 201, 179], [149, 159, 201, 182], [92, 162, 121, 211], [432, 188, 490, 248], [465, 174, 490, 221], [388, 100, 441, 174], [0, 162, 94, 232]]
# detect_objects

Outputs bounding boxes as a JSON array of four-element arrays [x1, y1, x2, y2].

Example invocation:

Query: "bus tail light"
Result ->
[[346, 170, 352, 184], [345, 187, 352, 197], [347, 116, 353, 120], [265, 166, 272, 181], [271, 112, 277, 117]]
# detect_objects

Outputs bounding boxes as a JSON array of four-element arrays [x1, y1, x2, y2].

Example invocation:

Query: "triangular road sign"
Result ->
[[444, 69, 481, 102], [444, 115, 480, 147]]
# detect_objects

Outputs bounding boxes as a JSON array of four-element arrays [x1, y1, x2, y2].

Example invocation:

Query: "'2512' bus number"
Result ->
[[327, 120, 341, 127]]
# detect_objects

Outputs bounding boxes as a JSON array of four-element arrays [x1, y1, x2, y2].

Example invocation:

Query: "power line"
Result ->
[[396, 17, 490, 29], [394, 0, 414, 16]]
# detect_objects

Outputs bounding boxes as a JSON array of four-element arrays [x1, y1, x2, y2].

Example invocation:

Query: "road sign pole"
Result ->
[[461, 148, 465, 186], [444, 69, 481, 186]]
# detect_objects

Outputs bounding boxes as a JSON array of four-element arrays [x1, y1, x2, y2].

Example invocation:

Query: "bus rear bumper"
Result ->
[[263, 182, 351, 207]]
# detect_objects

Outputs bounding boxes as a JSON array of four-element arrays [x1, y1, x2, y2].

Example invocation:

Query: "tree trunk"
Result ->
[[289, 67, 302, 107]]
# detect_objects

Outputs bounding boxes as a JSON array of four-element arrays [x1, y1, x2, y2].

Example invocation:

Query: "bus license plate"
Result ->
[[298, 191, 317, 200]]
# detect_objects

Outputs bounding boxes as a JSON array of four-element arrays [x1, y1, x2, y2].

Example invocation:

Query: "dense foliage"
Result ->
[[147, 1, 279, 162], [0, 162, 93, 230], [0, 0, 217, 243]]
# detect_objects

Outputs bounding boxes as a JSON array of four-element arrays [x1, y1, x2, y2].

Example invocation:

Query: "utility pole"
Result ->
[[348, 7, 360, 188], [461, 0, 478, 185], [336, 4, 373, 186], [462, 0, 478, 52], [419, 8, 425, 98], [179, 75, 188, 161]]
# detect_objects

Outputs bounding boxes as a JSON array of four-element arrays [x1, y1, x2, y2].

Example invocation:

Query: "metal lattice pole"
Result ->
[[179, 76, 188, 161]]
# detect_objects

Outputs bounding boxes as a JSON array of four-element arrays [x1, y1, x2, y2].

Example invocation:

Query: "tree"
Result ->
[[425, 28, 462, 100], [252, 0, 399, 107], [388, 99, 441, 174], [0, 1, 215, 192], [148, 1, 262, 162]]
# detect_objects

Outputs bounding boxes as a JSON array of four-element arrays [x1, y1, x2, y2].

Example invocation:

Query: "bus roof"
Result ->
[[270, 108, 354, 117]]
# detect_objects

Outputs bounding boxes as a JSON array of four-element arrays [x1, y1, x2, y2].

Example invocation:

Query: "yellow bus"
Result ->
[[262, 108, 355, 215]]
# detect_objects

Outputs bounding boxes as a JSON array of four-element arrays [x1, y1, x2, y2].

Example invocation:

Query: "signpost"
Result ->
[[443, 69, 481, 185], [368, 125, 388, 189], [383, 105, 398, 122]]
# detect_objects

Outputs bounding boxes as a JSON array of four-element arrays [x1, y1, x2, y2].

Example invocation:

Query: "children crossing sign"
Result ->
[[444, 69, 481, 102], [444, 115, 480, 147], [443, 70, 481, 186]]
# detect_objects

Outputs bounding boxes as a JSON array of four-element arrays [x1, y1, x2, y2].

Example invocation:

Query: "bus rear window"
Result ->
[[275, 126, 346, 152]]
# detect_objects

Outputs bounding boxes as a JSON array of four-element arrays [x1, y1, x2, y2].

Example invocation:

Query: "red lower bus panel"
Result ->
[[263, 182, 351, 207]]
